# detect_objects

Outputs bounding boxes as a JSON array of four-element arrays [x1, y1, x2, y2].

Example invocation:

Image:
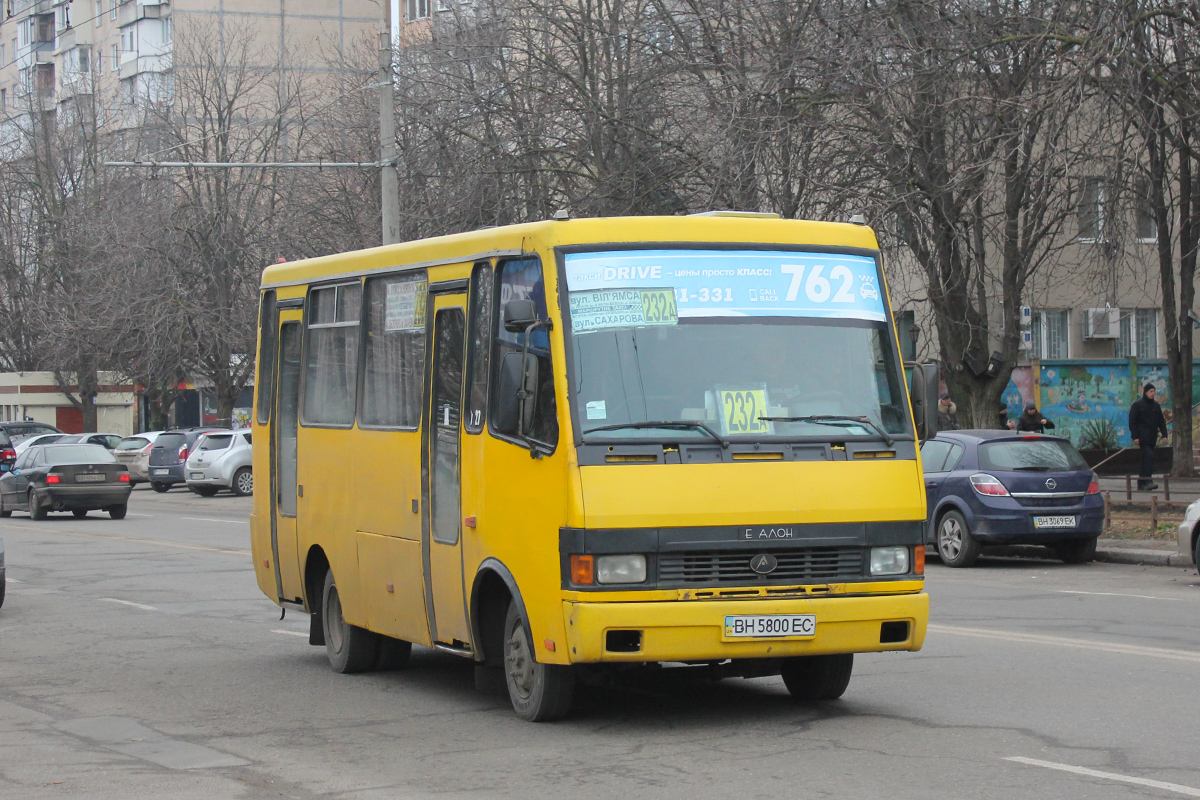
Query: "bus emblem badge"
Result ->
[[750, 554, 778, 574]]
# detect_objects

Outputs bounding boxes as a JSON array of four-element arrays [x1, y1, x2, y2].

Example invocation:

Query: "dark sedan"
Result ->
[[921, 430, 1105, 567], [0, 444, 132, 520]]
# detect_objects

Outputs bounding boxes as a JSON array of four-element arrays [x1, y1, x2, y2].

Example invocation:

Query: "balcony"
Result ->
[[119, 1, 163, 26]]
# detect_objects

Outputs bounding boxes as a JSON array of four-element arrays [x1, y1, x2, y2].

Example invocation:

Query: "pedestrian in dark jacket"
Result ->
[[1015, 401, 1055, 433], [937, 393, 958, 431], [1128, 383, 1169, 490]]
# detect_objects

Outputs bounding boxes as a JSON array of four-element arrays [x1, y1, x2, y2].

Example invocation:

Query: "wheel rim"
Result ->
[[939, 517, 962, 559], [325, 586, 345, 653], [236, 471, 253, 494], [505, 620, 536, 700], [28, 492, 37, 514]]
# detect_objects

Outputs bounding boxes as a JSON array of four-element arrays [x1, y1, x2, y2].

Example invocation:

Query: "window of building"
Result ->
[[1117, 308, 1159, 359], [407, 0, 430, 21], [1135, 177, 1158, 242], [358, 272, 427, 429], [161, 16, 172, 43], [119, 75, 135, 103], [489, 258, 557, 447], [17, 67, 30, 95], [111, 43, 118, 72], [120, 25, 135, 56], [96, 47, 102, 74], [303, 282, 362, 426], [74, 47, 89, 73], [1, 88, 6, 112], [1030, 309, 1069, 359], [110, 1, 117, 20], [1, 44, 6, 65], [1078, 177, 1105, 242], [97, 0, 104, 26], [464, 262, 494, 433]]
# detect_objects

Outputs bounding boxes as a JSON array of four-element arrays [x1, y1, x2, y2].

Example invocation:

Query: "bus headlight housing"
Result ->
[[869, 546, 910, 576], [596, 554, 647, 584]]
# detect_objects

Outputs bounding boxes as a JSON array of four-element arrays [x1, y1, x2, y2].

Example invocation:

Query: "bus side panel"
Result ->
[[353, 429, 423, 543], [356, 532, 430, 645], [296, 426, 366, 626]]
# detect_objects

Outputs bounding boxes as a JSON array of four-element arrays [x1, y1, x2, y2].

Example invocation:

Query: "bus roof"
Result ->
[[260, 215, 881, 289]]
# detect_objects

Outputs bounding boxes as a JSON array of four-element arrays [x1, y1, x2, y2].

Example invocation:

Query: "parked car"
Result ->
[[186, 429, 253, 496], [0, 422, 63, 443], [921, 430, 1105, 566], [113, 432, 163, 486], [0, 443, 132, 520], [1177, 500, 1200, 573], [146, 428, 224, 493], [54, 433, 125, 449], [14, 433, 68, 454], [0, 432, 16, 475]]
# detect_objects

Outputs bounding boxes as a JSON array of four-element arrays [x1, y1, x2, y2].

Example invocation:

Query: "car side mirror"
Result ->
[[503, 299, 539, 333], [495, 351, 539, 437], [907, 362, 939, 442]]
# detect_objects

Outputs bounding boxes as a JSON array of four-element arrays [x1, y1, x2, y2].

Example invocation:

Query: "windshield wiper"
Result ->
[[1010, 466, 1052, 471], [757, 414, 895, 447], [583, 420, 729, 448]]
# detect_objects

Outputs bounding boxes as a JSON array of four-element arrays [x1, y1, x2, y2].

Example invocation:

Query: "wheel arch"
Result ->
[[470, 558, 530, 666], [932, 498, 974, 540], [303, 544, 330, 616]]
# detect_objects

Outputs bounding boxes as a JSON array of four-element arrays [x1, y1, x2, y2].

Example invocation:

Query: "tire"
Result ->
[[231, 467, 253, 497], [375, 635, 413, 671], [0, 571, 5, 610], [72, 509, 87, 518], [150, 482, 170, 493], [0, 495, 10, 517], [321, 569, 379, 673], [190, 486, 218, 497], [502, 600, 575, 721], [28, 490, 46, 520], [936, 509, 981, 567], [1055, 537, 1097, 564], [109, 505, 128, 520], [780, 654, 854, 701], [1194, 533, 1200, 576]]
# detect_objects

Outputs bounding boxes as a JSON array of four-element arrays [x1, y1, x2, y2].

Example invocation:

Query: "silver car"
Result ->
[[185, 430, 253, 497], [113, 432, 163, 486], [1177, 500, 1199, 571]]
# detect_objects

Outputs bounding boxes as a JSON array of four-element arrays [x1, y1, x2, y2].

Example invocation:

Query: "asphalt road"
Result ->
[[1, 486, 1198, 799]]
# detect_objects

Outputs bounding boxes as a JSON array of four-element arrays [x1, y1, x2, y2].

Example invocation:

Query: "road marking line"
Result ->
[[271, 629, 308, 637], [0, 522, 250, 555], [1005, 757, 1200, 797], [100, 598, 158, 611], [928, 624, 1200, 663], [182, 517, 249, 525], [1058, 590, 1180, 601]]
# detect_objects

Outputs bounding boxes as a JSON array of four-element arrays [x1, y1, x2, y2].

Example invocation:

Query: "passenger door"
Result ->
[[271, 319, 305, 602], [424, 292, 471, 646]]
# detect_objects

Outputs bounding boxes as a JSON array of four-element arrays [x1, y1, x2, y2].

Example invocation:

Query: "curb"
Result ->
[[1094, 548, 1194, 567]]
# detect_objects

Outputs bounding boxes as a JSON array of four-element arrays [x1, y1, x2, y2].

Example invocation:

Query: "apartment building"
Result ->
[[0, 0, 381, 123]]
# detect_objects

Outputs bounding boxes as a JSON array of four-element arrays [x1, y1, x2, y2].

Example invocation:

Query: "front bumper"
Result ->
[[1178, 517, 1197, 565], [562, 592, 928, 663]]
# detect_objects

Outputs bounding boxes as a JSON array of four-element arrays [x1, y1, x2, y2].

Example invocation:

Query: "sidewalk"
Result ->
[[1094, 537, 1194, 567]]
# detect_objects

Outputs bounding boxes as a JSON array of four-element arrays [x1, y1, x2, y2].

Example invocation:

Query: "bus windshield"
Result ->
[[564, 248, 910, 442]]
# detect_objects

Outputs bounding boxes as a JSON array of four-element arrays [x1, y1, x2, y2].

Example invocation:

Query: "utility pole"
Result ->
[[379, 1, 401, 246]]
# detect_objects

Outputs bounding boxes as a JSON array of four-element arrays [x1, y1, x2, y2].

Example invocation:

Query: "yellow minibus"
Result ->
[[250, 213, 930, 721]]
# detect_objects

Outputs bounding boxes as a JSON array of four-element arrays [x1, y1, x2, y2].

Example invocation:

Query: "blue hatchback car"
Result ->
[[921, 430, 1104, 567]]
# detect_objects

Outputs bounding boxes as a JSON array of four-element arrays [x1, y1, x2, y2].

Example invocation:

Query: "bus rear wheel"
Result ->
[[780, 654, 854, 701], [502, 600, 574, 721], [321, 569, 379, 673]]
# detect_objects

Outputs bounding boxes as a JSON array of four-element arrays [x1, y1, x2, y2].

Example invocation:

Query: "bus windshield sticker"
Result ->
[[716, 386, 774, 435], [564, 249, 885, 322], [384, 278, 427, 331], [569, 287, 678, 333]]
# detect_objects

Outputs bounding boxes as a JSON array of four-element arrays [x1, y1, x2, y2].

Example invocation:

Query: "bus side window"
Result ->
[[302, 281, 362, 427], [464, 262, 493, 434], [489, 258, 558, 448], [359, 272, 428, 429], [256, 290, 277, 425]]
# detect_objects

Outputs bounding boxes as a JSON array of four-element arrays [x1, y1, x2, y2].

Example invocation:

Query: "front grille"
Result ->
[[1014, 495, 1084, 509], [658, 547, 864, 586]]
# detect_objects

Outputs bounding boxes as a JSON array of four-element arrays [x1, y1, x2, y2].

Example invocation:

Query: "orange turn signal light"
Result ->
[[570, 554, 594, 585], [914, 545, 925, 575]]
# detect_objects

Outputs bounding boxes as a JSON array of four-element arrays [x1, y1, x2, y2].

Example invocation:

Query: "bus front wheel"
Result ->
[[781, 653, 853, 701], [322, 569, 379, 673], [502, 601, 574, 721]]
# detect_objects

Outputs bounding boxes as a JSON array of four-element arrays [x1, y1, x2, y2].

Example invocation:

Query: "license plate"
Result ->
[[724, 614, 816, 639], [75, 474, 106, 483], [1, 465, 8, 471], [1034, 515, 1076, 529], [152, 469, 169, 476], [190, 473, 204, 480]]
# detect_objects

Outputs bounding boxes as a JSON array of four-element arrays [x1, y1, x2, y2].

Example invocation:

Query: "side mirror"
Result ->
[[503, 299, 539, 333], [907, 362, 939, 441], [495, 351, 539, 437]]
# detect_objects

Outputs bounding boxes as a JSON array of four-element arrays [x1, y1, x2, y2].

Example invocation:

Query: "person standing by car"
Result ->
[[1129, 383, 1169, 491], [1016, 401, 1055, 433], [938, 393, 959, 431]]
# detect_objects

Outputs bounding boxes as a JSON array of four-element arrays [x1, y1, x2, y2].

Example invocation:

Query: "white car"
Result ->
[[1177, 500, 1199, 572], [14, 433, 68, 454], [113, 432, 164, 486], [185, 430, 253, 497]]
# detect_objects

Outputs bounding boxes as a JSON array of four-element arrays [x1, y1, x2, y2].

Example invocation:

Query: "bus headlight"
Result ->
[[596, 554, 647, 584], [869, 546, 910, 576]]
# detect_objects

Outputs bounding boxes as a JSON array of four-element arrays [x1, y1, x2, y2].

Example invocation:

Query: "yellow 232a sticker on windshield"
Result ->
[[718, 388, 773, 435]]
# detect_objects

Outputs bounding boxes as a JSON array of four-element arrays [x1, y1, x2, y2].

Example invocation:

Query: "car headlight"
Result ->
[[870, 546, 910, 576], [596, 554, 647, 584]]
